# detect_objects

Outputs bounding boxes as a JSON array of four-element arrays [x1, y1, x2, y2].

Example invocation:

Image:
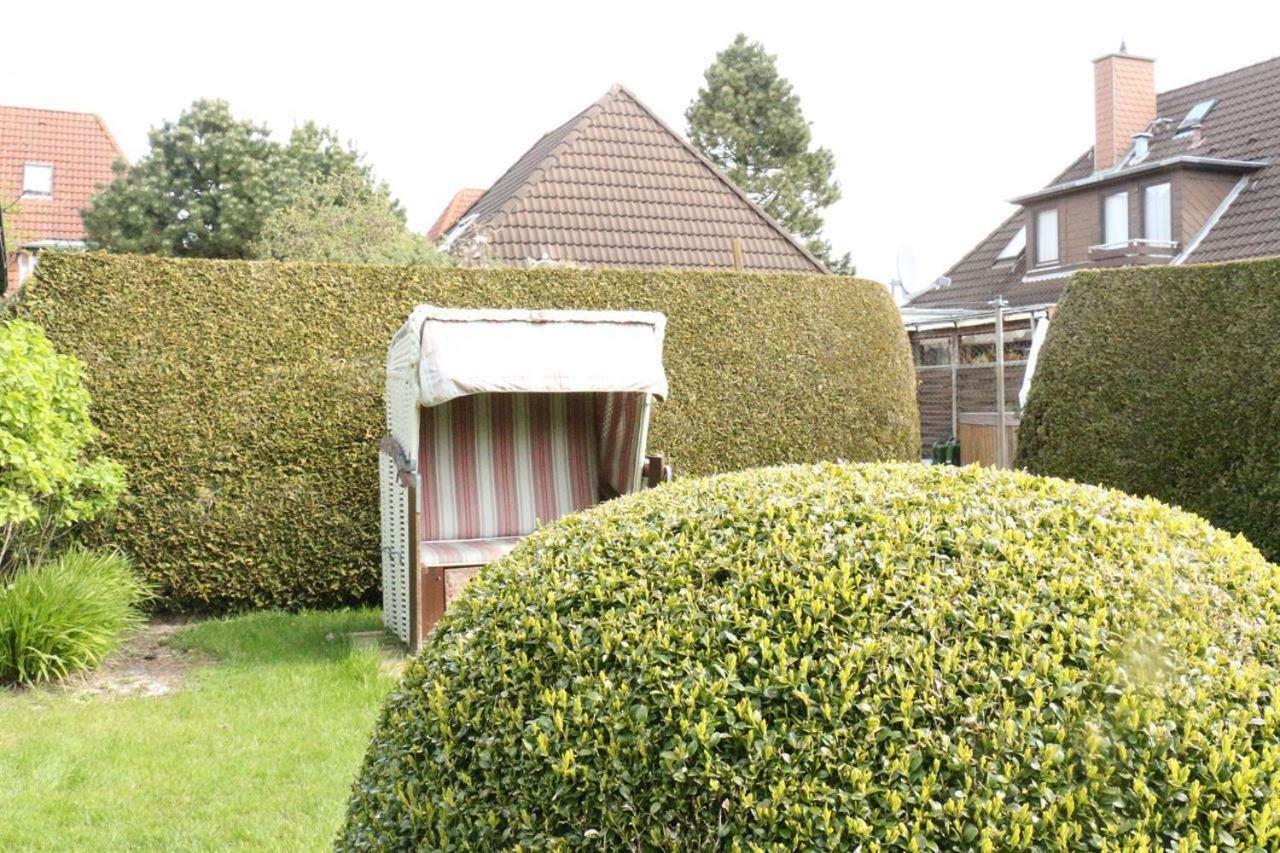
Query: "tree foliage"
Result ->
[[83, 100, 376, 259], [0, 320, 124, 572], [686, 34, 851, 272], [341, 462, 1280, 848], [250, 168, 448, 266]]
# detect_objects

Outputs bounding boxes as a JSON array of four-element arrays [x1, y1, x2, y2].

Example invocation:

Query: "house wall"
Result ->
[[1025, 167, 1241, 269], [1178, 170, 1238, 244]]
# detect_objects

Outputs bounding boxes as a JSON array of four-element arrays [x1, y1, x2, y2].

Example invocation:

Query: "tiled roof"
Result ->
[[908, 55, 1280, 310], [1, 105, 125, 245], [426, 188, 485, 242], [448, 85, 827, 273]]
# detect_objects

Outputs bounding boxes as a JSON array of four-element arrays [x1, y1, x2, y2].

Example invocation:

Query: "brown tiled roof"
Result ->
[[448, 85, 827, 273], [909, 55, 1280, 310], [426, 188, 485, 241], [1, 105, 125, 245]]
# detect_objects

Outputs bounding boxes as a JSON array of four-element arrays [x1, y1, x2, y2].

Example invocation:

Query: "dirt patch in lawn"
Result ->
[[63, 619, 209, 699]]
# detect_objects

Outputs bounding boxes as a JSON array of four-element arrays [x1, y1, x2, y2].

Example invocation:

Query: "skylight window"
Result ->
[[21, 163, 53, 198], [994, 226, 1026, 264], [1177, 99, 1216, 133]]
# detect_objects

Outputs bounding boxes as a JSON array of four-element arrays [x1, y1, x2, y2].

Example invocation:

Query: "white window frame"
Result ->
[[21, 163, 54, 199], [1035, 208, 1059, 266], [1144, 183, 1173, 244], [1103, 191, 1129, 247]]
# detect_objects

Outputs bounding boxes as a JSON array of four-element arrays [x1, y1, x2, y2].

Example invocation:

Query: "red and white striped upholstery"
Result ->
[[597, 392, 647, 496], [418, 536, 522, 568], [418, 394, 601, 566]]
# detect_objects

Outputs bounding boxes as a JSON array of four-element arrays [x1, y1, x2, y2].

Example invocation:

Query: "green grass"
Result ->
[[0, 608, 395, 851]]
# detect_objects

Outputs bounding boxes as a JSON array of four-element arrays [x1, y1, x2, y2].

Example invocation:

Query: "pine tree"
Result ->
[[687, 34, 852, 273]]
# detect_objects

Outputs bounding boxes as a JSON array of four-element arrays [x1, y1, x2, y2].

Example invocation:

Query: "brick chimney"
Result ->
[[1093, 48, 1156, 171]]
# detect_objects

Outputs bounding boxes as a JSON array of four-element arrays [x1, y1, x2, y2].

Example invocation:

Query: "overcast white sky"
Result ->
[[7, 1, 1278, 287]]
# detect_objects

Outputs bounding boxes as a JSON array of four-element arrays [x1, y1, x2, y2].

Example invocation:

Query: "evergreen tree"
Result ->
[[84, 100, 374, 259], [687, 34, 852, 273]]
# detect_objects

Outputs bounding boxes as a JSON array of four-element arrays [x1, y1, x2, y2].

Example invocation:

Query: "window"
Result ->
[[1103, 192, 1129, 246], [994, 226, 1026, 265], [1177, 99, 1216, 133], [960, 328, 1033, 364], [913, 337, 951, 367], [1144, 183, 1172, 243], [21, 163, 53, 198], [1035, 209, 1059, 265]]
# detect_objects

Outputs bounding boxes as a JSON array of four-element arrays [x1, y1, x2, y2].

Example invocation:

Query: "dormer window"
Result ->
[[1176, 99, 1216, 135], [1144, 183, 1172, 242], [1035, 209, 1059, 266], [22, 163, 53, 199], [1103, 191, 1129, 246]]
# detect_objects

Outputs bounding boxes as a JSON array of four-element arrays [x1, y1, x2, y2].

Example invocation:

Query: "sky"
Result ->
[[7, 0, 1279, 290]]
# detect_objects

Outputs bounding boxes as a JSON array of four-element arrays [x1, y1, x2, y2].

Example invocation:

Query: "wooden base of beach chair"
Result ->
[[414, 564, 486, 648]]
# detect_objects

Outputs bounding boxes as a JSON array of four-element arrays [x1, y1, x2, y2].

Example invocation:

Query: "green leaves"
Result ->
[[0, 320, 124, 570], [340, 463, 1280, 849], [1019, 257, 1280, 563], [17, 252, 916, 612], [340, 461, 1280, 845], [82, 100, 380, 260]]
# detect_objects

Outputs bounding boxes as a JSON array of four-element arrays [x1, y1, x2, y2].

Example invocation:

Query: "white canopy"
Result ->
[[387, 305, 668, 407]]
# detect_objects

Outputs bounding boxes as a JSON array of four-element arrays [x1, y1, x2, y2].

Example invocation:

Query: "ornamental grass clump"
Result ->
[[0, 548, 149, 686], [340, 463, 1280, 850]]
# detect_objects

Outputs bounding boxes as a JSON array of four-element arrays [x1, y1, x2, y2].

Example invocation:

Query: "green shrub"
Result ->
[[19, 253, 917, 612], [340, 462, 1280, 850], [0, 319, 125, 572], [1017, 257, 1280, 561], [0, 548, 150, 686]]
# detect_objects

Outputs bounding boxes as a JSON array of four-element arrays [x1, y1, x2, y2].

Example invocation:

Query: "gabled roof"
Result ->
[[0, 105, 125, 245], [908, 55, 1280, 311], [426, 188, 485, 242], [447, 85, 827, 273]]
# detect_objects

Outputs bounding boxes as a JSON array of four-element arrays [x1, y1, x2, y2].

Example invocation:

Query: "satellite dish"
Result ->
[[888, 245, 921, 303]]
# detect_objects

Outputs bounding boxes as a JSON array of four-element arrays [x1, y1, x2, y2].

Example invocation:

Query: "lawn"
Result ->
[[0, 608, 396, 851]]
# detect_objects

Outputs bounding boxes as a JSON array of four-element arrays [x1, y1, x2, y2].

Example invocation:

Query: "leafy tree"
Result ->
[[0, 320, 125, 573], [83, 100, 373, 259], [687, 34, 853, 273], [250, 168, 448, 266]]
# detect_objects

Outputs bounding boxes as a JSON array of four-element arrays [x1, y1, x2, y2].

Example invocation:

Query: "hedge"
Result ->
[[18, 253, 917, 611], [340, 462, 1280, 849], [1018, 257, 1280, 561]]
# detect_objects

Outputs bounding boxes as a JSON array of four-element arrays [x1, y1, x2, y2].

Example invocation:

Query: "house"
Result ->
[[433, 85, 827, 273], [1, 105, 125, 294], [902, 51, 1280, 458]]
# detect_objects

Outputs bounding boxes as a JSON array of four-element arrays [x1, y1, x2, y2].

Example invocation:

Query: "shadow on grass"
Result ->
[[171, 608, 395, 667]]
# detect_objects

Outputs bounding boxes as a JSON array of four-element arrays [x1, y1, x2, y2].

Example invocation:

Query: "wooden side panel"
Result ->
[[415, 566, 446, 647], [958, 415, 1021, 468]]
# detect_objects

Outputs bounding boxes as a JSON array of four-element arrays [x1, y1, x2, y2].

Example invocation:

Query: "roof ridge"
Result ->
[[0, 103, 108, 118], [484, 89, 616, 230], [607, 85, 828, 273], [1158, 54, 1280, 99]]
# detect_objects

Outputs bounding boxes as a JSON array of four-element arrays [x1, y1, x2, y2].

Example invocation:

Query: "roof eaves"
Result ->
[[1011, 155, 1267, 205]]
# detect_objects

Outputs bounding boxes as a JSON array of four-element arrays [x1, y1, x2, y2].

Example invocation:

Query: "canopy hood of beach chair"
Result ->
[[387, 305, 669, 408]]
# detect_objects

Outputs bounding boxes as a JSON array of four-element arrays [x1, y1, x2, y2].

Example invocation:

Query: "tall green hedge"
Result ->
[[19, 252, 917, 611], [1018, 257, 1280, 561]]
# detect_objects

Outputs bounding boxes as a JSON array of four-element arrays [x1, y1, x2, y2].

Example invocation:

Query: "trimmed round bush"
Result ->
[[341, 463, 1280, 850]]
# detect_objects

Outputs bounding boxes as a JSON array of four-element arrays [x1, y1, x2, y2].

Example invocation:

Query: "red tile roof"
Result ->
[[449, 86, 827, 273], [427, 188, 485, 241], [1, 105, 125, 246]]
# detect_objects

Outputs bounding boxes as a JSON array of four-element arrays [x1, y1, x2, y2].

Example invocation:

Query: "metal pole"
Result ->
[[991, 295, 1008, 468], [949, 324, 959, 439]]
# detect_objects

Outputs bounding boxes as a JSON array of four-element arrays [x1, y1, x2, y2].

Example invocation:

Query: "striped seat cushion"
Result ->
[[419, 536, 522, 568], [419, 394, 601, 544]]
